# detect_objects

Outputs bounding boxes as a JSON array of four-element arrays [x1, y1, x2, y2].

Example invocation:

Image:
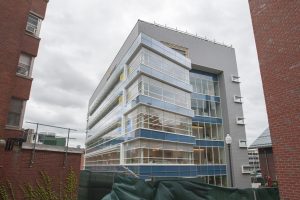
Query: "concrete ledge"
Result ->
[[22, 142, 84, 154]]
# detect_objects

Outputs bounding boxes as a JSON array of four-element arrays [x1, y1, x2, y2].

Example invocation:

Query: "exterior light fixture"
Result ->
[[225, 134, 234, 187]]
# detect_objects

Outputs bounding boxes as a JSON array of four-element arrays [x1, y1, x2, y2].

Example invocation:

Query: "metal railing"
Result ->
[[25, 121, 80, 167]]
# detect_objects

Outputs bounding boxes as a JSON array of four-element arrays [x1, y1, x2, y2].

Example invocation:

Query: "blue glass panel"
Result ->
[[190, 70, 218, 81], [137, 95, 193, 117], [167, 166, 179, 172], [165, 133, 178, 141], [139, 129, 195, 144], [212, 96, 220, 102], [195, 140, 224, 147], [151, 166, 163, 173], [179, 171, 190, 176], [192, 116, 222, 124]]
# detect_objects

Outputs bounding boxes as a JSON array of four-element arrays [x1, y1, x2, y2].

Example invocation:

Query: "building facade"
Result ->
[[249, 128, 275, 182], [248, 0, 300, 198], [85, 20, 250, 188], [247, 149, 260, 174], [0, 0, 48, 140], [0, 2, 86, 199]]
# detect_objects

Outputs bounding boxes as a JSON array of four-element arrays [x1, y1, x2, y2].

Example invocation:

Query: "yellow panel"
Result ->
[[120, 72, 125, 81]]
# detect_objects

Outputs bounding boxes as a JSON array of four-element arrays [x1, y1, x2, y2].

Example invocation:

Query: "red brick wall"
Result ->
[[13, 76, 33, 100], [248, 0, 300, 199], [21, 34, 41, 57], [0, 146, 82, 200], [0, 0, 48, 139], [258, 148, 276, 181]]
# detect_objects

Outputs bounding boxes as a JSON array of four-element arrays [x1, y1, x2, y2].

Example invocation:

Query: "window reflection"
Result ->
[[124, 139, 193, 164], [128, 48, 190, 83], [125, 106, 192, 135], [127, 76, 191, 109], [192, 122, 223, 140], [193, 147, 224, 165], [191, 98, 221, 118], [190, 72, 220, 96]]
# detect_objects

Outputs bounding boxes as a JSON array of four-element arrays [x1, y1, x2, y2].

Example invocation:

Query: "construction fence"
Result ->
[[78, 170, 280, 200]]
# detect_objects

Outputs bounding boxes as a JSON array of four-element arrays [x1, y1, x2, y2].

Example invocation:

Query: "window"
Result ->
[[26, 13, 41, 36], [17, 53, 32, 77], [190, 72, 220, 96], [125, 106, 192, 135], [127, 75, 191, 108], [6, 98, 24, 127], [136, 48, 190, 83]]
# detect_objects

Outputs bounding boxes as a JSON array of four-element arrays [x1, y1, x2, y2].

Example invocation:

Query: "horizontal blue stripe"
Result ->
[[192, 116, 223, 124], [195, 140, 224, 147], [85, 165, 227, 178], [88, 129, 196, 153], [132, 165, 227, 177], [190, 70, 218, 81], [137, 129, 196, 144], [191, 93, 220, 102]]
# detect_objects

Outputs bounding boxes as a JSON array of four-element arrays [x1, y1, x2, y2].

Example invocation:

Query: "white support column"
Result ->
[[120, 143, 124, 165], [124, 64, 128, 79], [141, 148, 144, 164]]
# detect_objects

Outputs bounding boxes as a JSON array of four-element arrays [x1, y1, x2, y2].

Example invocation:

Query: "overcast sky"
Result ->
[[24, 0, 269, 146]]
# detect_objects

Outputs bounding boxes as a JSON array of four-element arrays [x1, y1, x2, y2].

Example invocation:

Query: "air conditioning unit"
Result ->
[[26, 23, 37, 35], [242, 165, 252, 174], [25, 129, 35, 143], [16, 65, 29, 76]]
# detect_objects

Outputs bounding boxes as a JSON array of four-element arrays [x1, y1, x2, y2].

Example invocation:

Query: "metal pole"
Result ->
[[63, 128, 71, 167], [228, 144, 234, 187], [30, 123, 39, 167]]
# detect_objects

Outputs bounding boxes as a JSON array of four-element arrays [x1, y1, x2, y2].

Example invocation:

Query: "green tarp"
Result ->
[[102, 176, 280, 200]]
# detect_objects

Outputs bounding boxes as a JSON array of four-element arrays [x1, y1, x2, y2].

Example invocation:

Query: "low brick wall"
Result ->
[[0, 143, 84, 199]]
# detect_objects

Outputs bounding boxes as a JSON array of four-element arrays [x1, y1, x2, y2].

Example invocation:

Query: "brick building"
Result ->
[[0, 0, 48, 139], [249, 128, 275, 181], [0, 1, 84, 199], [248, 0, 300, 199]]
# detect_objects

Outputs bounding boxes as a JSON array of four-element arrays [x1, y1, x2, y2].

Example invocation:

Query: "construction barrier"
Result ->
[[77, 170, 280, 200]]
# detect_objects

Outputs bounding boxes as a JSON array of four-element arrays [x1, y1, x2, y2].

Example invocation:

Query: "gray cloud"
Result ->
[[24, 0, 268, 146]]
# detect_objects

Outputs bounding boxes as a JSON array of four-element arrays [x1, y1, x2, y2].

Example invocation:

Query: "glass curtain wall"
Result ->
[[128, 48, 190, 83], [191, 98, 221, 117], [85, 149, 120, 165], [125, 105, 192, 135], [127, 75, 191, 109], [86, 122, 121, 153], [124, 139, 193, 164], [203, 175, 227, 186], [190, 72, 219, 96], [192, 121, 223, 140], [193, 147, 225, 164]]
